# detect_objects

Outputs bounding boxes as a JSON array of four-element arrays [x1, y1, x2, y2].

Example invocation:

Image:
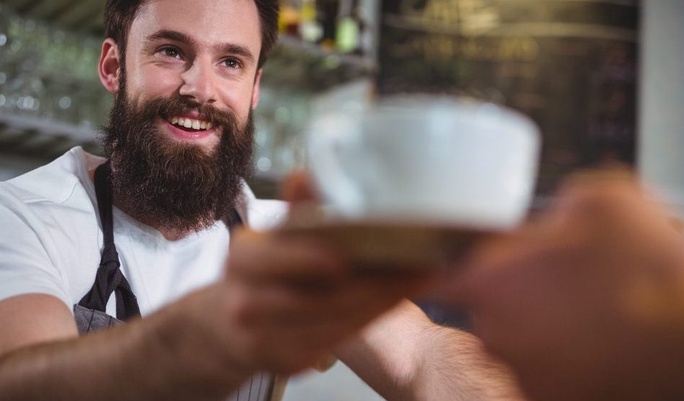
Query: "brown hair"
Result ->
[[104, 0, 279, 69]]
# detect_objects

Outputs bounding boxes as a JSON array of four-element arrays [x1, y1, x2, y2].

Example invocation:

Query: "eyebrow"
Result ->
[[146, 29, 256, 65]]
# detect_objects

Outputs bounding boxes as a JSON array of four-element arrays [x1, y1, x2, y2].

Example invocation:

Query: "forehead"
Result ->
[[129, 0, 262, 53]]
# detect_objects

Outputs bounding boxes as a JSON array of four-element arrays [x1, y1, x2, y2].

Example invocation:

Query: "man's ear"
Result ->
[[251, 69, 263, 110], [99, 38, 122, 94]]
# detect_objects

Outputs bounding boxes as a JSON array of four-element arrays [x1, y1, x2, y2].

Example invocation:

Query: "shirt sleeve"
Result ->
[[0, 195, 72, 308]]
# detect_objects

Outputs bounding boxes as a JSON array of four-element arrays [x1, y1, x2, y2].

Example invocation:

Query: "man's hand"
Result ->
[[213, 171, 432, 375], [436, 171, 684, 401]]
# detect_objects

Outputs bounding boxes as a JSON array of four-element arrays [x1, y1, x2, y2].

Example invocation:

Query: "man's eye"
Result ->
[[160, 47, 182, 59], [223, 58, 242, 69]]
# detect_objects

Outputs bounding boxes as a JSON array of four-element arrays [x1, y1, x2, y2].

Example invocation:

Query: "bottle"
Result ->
[[278, 0, 301, 37], [299, 0, 323, 43], [317, 0, 339, 50], [335, 0, 361, 54]]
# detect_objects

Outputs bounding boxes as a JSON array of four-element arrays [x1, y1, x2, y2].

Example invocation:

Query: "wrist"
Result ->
[[140, 288, 255, 400]]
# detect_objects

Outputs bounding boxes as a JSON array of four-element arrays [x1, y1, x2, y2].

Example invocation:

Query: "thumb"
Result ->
[[279, 170, 321, 205]]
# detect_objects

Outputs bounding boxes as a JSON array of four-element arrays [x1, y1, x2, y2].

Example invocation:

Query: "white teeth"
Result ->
[[207, 122, 213, 130], [171, 116, 212, 130]]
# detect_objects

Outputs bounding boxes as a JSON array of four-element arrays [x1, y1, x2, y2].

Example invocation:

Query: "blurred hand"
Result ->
[[214, 171, 432, 374], [434, 170, 684, 401]]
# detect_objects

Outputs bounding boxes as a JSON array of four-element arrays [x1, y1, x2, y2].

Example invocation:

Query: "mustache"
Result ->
[[143, 96, 239, 133]]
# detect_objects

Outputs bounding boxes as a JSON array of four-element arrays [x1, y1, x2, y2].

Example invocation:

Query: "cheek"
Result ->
[[218, 86, 254, 123], [127, 64, 183, 101]]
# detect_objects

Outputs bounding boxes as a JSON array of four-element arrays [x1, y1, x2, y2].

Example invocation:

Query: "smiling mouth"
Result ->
[[169, 116, 214, 132]]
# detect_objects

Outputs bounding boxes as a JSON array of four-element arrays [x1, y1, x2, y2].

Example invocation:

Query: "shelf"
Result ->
[[263, 35, 376, 92], [2, 0, 104, 36], [0, 112, 102, 160], [5, 1, 376, 93]]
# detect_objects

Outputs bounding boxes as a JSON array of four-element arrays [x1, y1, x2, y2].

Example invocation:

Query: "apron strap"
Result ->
[[75, 164, 273, 399], [224, 207, 244, 231], [77, 161, 141, 321]]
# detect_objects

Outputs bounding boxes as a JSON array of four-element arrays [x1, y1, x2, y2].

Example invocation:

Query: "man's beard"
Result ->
[[101, 85, 255, 235]]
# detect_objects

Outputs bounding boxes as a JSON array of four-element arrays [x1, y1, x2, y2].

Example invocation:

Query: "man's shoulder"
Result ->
[[1, 147, 100, 206]]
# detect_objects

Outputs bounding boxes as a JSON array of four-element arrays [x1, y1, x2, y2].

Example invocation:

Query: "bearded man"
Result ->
[[0, 1, 526, 400]]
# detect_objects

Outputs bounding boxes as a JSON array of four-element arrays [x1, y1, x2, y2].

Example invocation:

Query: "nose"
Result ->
[[179, 58, 218, 105]]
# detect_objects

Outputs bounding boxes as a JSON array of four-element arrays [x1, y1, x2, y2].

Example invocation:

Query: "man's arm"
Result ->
[[0, 294, 76, 355], [0, 228, 426, 401], [280, 170, 526, 401], [0, 291, 252, 401], [337, 300, 527, 401]]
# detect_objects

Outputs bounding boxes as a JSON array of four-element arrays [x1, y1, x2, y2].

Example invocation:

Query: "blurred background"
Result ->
[[1, 1, 683, 400], [2, 0, 682, 213], [0, 0, 379, 198]]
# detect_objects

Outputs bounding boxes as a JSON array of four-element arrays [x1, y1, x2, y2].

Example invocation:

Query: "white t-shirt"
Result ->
[[0, 147, 287, 316]]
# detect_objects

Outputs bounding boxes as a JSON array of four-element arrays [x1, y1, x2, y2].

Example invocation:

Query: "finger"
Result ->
[[231, 294, 408, 374], [263, 293, 406, 355], [227, 229, 348, 283], [550, 168, 640, 217], [311, 354, 339, 372], [279, 170, 321, 204], [233, 273, 426, 327], [426, 221, 556, 307]]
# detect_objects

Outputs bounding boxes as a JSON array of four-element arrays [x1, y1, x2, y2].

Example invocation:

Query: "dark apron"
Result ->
[[73, 161, 276, 401]]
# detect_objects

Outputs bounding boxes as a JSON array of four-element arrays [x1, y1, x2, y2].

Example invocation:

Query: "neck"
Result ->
[[122, 200, 193, 241], [88, 166, 202, 242]]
